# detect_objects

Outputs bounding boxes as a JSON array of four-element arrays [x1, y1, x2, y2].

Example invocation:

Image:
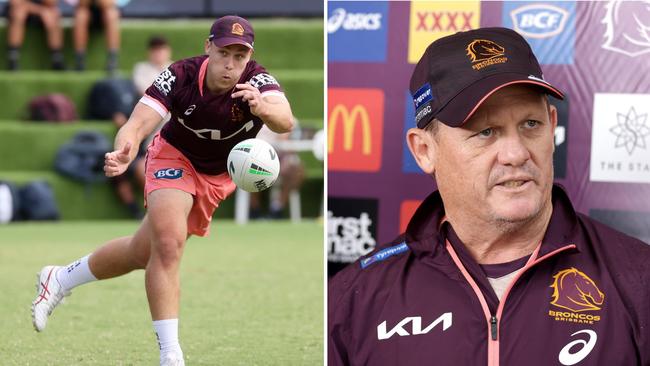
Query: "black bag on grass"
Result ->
[[88, 78, 138, 119], [19, 181, 59, 221], [54, 130, 111, 183]]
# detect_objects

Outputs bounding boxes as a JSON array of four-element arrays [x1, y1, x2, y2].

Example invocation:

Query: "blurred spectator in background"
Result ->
[[133, 35, 172, 95], [111, 36, 172, 218], [251, 123, 305, 219], [6, 0, 65, 70], [66, 0, 120, 73]]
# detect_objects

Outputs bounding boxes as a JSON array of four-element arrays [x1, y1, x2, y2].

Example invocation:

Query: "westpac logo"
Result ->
[[408, 1, 480, 63], [590, 93, 650, 183], [510, 4, 569, 38], [328, 88, 384, 172], [503, 1, 575, 64], [602, 0, 650, 57], [377, 312, 452, 340], [154, 168, 183, 179], [328, 1, 388, 62]]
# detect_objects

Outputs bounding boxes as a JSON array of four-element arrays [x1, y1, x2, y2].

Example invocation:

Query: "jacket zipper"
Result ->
[[446, 241, 576, 366], [490, 316, 497, 340]]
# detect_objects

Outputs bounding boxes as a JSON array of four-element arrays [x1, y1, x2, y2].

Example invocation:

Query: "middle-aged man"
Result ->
[[328, 27, 650, 366]]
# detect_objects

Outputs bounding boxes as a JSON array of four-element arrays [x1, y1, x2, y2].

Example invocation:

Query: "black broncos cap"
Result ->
[[410, 27, 564, 128]]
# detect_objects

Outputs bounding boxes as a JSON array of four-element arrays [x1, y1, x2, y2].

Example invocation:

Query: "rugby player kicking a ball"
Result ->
[[31, 15, 293, 366]]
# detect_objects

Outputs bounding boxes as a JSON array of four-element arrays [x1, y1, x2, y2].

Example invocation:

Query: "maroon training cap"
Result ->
[[410, 27, 564, 129], [209, 15, 254, 50]]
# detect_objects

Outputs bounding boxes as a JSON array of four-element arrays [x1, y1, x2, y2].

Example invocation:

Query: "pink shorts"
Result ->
[[144, 134, 237, 237]]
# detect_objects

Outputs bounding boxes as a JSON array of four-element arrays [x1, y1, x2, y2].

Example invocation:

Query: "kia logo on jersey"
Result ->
[[377, 312, 453, 340]]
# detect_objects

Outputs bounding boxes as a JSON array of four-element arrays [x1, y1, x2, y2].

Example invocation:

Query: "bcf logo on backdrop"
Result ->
[[408, 1, 480, 63], [327, 1, 389, 62], [329, 88, 384, 172], [590, 93, 650, 183], [328, 197, 378, 264], [503, 1, 575, 64]]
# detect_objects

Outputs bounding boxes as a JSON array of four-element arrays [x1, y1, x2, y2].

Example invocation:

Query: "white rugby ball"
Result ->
[[227, 138, 280, 192]]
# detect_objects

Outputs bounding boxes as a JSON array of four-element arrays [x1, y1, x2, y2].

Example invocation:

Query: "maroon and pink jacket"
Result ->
[[329, 186, 650, 365]]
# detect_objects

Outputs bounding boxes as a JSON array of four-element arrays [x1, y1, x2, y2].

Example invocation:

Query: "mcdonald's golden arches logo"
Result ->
[[328, 88, 384, 172]]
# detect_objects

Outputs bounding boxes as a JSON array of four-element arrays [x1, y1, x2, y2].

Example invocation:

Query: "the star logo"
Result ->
[[609, 107, 650, 155]]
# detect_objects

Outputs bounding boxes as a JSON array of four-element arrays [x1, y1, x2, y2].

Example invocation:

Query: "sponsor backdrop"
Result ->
[[327, 1, 650, 276]]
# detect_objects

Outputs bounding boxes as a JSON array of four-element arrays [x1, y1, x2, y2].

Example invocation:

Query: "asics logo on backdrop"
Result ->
[[328, 8, 382, 33], [377, 312, 452, 340], [559, 330, 597, 365]]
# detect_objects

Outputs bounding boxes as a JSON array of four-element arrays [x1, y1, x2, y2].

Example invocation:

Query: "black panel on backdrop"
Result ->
[[328, 197, 378, 277], [590, 209, 650, 245], [550, 93, 569, 179]]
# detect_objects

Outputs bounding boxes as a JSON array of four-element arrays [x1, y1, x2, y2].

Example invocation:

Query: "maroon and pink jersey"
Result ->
[[329, 185, 650, 366], [141, 55, 283, 175]]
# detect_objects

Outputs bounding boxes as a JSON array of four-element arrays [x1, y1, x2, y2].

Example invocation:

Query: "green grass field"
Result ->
[[0, 220, 323, 365]]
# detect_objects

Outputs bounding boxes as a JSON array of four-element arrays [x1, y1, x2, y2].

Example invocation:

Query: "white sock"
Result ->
[[56, 254, 98, 291], [153, 319, 182, 357]]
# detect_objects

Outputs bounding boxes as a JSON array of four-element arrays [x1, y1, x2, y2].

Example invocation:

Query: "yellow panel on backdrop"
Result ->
[[408, 1, 481, 63]]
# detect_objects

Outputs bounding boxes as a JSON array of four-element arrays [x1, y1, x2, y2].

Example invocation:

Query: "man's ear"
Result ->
[[406, 127, 437, 175], [204, 39, 211, 54], [549, 103, 558, 152]]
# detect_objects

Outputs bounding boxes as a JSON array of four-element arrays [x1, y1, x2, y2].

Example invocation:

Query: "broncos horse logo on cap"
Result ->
[[232, 23, 245, 36], [466, 39, 506, 62], [550, 268, 605, 312]]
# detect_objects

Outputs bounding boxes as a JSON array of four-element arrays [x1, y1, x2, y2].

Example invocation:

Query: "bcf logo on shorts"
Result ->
[[154, 168, 183, 179]]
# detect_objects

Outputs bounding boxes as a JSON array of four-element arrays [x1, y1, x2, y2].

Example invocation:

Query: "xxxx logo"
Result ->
[[407, 2, 480, 64], [548, 268, 605, 324], [415, 11, 474, 32]]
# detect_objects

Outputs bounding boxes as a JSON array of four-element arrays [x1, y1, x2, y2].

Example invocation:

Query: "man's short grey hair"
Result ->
[[424, 118, 441, 138]]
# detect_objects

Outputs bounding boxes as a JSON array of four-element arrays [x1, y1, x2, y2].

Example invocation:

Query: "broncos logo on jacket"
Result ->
[[550, 268, 605, 312]]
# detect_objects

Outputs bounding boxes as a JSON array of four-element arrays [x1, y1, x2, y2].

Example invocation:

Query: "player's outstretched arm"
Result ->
[[232, 83, 294, 133], [104, 102, 163, 177]]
